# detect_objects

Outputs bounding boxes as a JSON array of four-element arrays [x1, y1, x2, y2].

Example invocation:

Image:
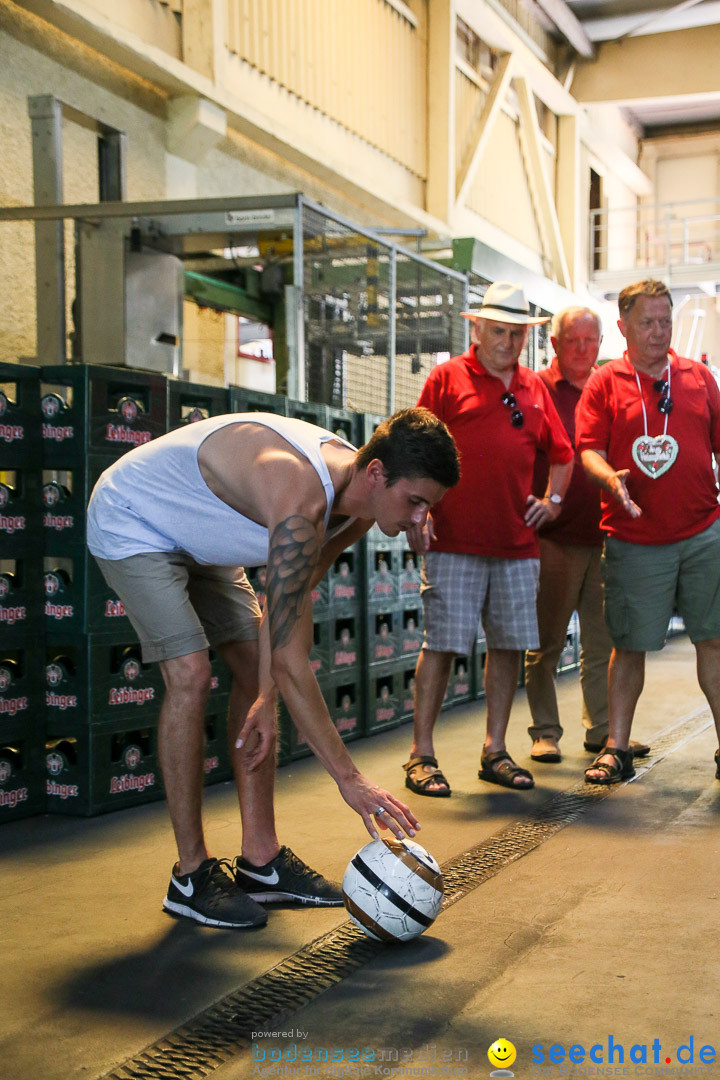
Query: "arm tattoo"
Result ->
[[266, 515, 321, 650]]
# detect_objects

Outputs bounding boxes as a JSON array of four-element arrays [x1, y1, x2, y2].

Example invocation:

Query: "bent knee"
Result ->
[[160, 651, 212, 700]]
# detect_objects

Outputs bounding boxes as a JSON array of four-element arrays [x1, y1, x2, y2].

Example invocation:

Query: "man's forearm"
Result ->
[[546, 460, 573, 499], [581, 448, 614, 490], [271, 655, 357, 784]]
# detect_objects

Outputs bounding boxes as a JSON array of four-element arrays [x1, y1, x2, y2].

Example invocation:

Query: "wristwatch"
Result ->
[[545, 493, 563, 505]]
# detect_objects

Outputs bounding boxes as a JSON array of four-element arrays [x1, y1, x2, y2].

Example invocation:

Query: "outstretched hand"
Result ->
[[337, 772, 421, 840], [609, 469, 642, 518]]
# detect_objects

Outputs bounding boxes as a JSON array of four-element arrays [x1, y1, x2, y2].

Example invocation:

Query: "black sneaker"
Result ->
[[163, 857, 268, 928], [232, 846, 343, 906]]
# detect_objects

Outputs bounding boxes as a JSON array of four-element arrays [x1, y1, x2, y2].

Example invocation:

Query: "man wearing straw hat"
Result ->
[[402, 282, 574, 796]]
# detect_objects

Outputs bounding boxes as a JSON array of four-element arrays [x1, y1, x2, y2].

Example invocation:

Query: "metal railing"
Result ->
[[589, 197, 720, 290]]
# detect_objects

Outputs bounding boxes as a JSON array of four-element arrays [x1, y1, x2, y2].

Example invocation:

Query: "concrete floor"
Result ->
[[3, 635, 720, 1080]]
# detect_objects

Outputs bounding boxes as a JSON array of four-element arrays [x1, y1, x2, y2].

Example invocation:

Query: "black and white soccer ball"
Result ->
[[342, 837, 444, 942]]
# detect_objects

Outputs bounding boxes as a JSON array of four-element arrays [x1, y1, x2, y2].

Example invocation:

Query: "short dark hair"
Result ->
[[355, 407, 460, 489], [618, 280, 672, 318]]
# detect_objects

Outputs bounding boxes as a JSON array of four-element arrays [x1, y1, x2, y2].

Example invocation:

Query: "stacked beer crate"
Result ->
[[37, 367, 226, 816], [40, 365, 168, 815], [0, 363, 45, 821]]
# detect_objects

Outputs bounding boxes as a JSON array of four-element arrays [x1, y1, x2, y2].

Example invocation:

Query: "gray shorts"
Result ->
[[94, 551, 262, 663], [421, 551, 540, 654], [602, 517, 720, 651]]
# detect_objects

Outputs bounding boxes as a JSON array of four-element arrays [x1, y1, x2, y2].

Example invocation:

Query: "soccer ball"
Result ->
[[342, 836, 444, 942]]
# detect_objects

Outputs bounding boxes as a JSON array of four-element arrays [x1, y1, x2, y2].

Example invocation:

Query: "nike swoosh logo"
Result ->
[[173, 876, 194, 897], [239, 867, 280, 885]]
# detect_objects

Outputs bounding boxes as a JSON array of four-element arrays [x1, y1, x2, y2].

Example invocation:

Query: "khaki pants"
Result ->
[[525, 538, 612, 743]]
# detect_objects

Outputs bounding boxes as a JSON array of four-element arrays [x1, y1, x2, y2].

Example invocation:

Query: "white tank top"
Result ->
[[87, 413, 356, 566]]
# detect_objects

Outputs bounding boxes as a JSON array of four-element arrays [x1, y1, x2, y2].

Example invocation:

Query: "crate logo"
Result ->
[[0, 665, 12, 691], [0, 484, 9, 508], [0, 758, 12, 783], [0, 514, 25, 533], [117, 397, 141, 421], [121, 658, 141, 681], [124, 745, 141, 770], [44, 572, 61, 596], [204, 755, 220, 773], [44, 483, 60, 507], [0, 577, 9, 599], [0, 696, 28, 716], [46, 752, 79, 799], [0, 391, 7, 416], [46, 661, 78, 708], [334, 649, 357, 666], [46, 663, 64, 687], [110, 746, 156, 795], [44, 513, 74, 531], [46, 752, 64, 776], [105, 599, 126, 617], [108, 686, 155, 706], [41, 393, 63, 418]]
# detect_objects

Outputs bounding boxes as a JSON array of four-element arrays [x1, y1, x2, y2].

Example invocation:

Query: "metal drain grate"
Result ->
[[102, 707, 712, 1080]]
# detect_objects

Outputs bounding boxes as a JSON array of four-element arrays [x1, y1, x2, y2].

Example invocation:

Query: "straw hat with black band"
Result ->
[[461, 281, 549, 327]]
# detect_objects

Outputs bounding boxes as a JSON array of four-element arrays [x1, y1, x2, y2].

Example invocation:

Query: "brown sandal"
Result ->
[[478, 750, 534, 789], [584, 747, 635, 785], [403, 756, 451, 797]]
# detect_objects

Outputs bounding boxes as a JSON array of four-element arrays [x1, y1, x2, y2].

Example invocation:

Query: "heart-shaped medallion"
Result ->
[[631, 434, 679, 479]]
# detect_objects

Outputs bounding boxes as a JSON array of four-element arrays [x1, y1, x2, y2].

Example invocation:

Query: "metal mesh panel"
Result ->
[[393, 254, 465, 410], [302, 205, 391, 415]]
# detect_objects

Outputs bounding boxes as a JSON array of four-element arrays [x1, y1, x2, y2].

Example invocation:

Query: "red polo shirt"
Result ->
[[575, 349, 720, 544], [533, 360, 604, 547], [417, 345, 573, 559]]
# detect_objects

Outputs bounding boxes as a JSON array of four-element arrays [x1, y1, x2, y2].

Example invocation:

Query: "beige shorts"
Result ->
[[94, 551, 262, 662]]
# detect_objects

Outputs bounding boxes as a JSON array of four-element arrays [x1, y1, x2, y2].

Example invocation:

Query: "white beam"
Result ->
[[514, 75, 571, 289], [532, 0, 596, 58], [454, 52, 514, 212], [581, 0, 720, 42]]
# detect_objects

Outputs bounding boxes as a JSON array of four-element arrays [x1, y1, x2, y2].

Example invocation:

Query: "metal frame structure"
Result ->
[[0, 192, 468, 412]]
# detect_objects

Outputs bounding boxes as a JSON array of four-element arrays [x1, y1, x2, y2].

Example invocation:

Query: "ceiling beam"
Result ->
[[531, 0, 596, 58], [580, 0, 720, 42]]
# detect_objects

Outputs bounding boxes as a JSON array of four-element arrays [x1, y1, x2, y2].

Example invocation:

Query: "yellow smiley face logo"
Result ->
[[488, 1039, 517, 1069]]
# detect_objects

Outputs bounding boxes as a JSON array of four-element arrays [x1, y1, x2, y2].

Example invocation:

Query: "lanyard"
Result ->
[[634, 361, 670, 438]]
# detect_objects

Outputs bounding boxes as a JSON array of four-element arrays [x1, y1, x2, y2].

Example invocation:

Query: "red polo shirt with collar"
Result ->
[[575, 349, 720, 545], [417, 344, 573, 559], [533, 359, 604, 547]]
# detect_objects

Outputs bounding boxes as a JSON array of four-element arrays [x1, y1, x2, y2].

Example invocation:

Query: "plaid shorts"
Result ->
[[421, 551, 540, 654]]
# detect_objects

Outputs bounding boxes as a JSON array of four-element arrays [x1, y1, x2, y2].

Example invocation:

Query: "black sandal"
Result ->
[[403, 756, 451, 797], [478, 750, 534, 790], [584, 738, 650, 758], [715, 749, 719, 780], [584, 747, 635, 785]]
